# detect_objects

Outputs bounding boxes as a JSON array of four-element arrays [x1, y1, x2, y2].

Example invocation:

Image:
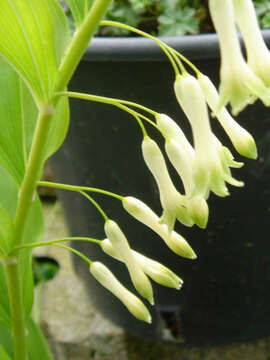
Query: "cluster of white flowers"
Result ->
[[90, 0, 270, 323]]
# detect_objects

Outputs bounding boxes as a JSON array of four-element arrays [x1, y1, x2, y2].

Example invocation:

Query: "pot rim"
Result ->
[[83, 29, 270, 62]]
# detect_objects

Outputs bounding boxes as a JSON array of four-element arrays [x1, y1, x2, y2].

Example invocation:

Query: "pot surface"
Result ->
[[51, 33, 270, 346]]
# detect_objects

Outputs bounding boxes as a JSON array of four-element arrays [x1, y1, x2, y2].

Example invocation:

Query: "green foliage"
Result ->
[[65, 0, 94, 26], [158, 2, 199, 36], [33, 257, 59, 285], [27, 319, 54, 360], [0, 345, 12, 360], [0, 0, 70, 105], [254, 0, 270, 28], [63, 0, 270, 36]]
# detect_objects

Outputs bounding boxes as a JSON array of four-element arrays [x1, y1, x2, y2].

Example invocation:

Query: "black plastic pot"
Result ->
[[51, 31, 270, 346]]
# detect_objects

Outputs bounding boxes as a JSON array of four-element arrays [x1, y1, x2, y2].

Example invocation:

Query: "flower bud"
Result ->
[[233, 0, 270, 88], [198, 73, 257, 159], [90, 262, 151, 323], [156, 113, 194, 161], [101, 239, 183, 290], [209, 0, 270, 115], [142, 136, 193, 230], [105, 220, 154, 304], [122, 196, 196, 259]]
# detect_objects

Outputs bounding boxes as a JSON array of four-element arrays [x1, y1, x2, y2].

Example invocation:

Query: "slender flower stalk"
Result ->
[[90, 262, 151, 323], [101, 238, 183, 289], [122, 196, 196, 259], [209, 0, 270, 115], [104, 220, 154, 304]]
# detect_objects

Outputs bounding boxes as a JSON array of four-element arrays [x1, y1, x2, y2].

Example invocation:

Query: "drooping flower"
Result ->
[[105, 219, 154, 304], [141, 136, 194, 231], [155, 113, 209, 228], [101, 238, 183, 289], [209, 0, 270, 115], [156, 113, 195, 161], [174, 74, 243, 198], [90, 261, 151, 323], [122, 196, 196, 259], [198, 73, 257, 159], [233, 0, 270, 88], [164, 139, 209, 228]]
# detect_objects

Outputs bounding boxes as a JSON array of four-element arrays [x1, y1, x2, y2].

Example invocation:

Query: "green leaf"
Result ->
[[28, 318, 53, 360], [158, 6, 199, 36], [21, 197, 44, 323], [0, 325, 13, 358], [0, 266, 11, 328], [0, 57, 70, 186], [0, 204, 14, 255], [0, 0, 70, 105], [65, 0, 94, 27], [0, 345, 12, 360], [0, 166, 18, 328], [45, 96, 70, 160]]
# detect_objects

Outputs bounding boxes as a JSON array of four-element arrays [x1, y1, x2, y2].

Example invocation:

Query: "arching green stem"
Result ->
[[80, 191, 108, 221], [38, 181, 123, 201], [12, 237, 102, 254], [54, 244, 93, 266], [100, 20, 186, 75]]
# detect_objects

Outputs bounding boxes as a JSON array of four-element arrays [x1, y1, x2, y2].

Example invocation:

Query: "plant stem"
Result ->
[[38, 181, 123, 200], [80, 191, 108, 221], [5, 2, 113, 357], [4, 259, 27, 360], [100, 20, 184, 75], [13, 237, 102, 253], [13, 107, 54, 249], [4, 107, 53, 360], [56, 0, 113, 92], [56, 91, 157, 116]]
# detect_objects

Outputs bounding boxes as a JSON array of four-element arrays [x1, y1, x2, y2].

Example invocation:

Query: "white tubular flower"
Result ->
[[105, 220, 154, 304], [198, 73, 257, 159], [164, 139, 209, 229], [155, 114, 209, 228], [156, 113, 195, 161], [101, 239, 183, 290], [212, 135, 244, 188], [209, 0, 270, 115], [122, 196, 197, 259], [142, 136, 194, 231], [233, 0, 270, 88], [174, 74, 230, 198], [90, 262, 151, 323]]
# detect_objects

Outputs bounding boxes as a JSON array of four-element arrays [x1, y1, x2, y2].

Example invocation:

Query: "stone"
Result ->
[[40, 201, 270, 360]]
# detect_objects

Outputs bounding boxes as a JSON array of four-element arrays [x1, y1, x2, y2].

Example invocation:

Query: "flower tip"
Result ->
[[187, 198, 209, 229], [149, 297, 155, 306]]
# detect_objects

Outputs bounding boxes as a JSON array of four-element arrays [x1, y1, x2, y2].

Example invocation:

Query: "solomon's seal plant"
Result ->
[[0, 0, 269, 358]]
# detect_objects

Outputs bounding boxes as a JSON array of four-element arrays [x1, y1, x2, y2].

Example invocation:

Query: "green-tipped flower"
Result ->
[[105, 220, 154, 304], [198, 73, 257, 159], [165, 139, 209, 228], [233, 0, 270, 88], [122, 196, 197, 259], [101, 239, 183, 290], [142, 136, 193, 231], [174, 74, 238, 198], [209, 0, 270, 115], [156, 113, 195, 161], [90, 262, 151, 323]]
